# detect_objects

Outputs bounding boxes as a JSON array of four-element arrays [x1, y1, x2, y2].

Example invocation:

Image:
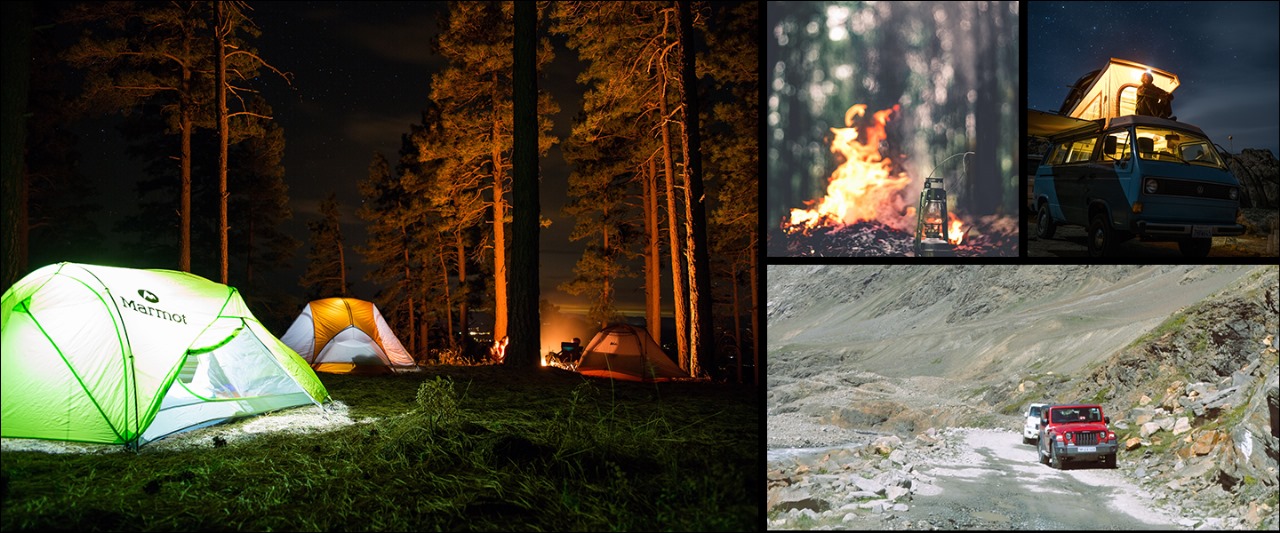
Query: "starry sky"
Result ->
[[56, 2, 673, 320], [249, 2, 602, 316], [1027, 1, 1280, 157]]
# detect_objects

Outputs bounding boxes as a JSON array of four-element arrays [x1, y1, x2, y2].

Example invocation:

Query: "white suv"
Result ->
[[1022, 403, 1048, 445]]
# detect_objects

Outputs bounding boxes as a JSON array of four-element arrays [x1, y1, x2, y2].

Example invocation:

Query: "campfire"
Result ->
[[774, 104, 1015, 257]]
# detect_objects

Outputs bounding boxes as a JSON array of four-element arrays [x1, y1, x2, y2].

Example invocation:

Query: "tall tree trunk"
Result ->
[[732, 255, 742, 384], [659, 81, 689, 372], [179, 26, 193, 274], [180, 89, 192, 273], [402, 222, 416, 356], [438, 248, 453, 349], [509, 0, 540, 368], [491, 101, 508, 344], [338, 231, 347, 294], [2, 1, 32, 292], [601, 224, 612, 329], [644, 156, 661, 344], [750, 240, 759, 386], [678, 0, 713, 379], [215, 1, 230, 284], [456, 232, 468, 345]]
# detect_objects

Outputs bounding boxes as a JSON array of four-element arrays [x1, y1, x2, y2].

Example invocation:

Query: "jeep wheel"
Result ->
[[1087, 213, 1116, 257], [1049, 445, 1063, 470], [1036, 203, 1056, 239], [1178, 237, 1212, 258], [1039, 442, 1049, 465], [1105, 453, 1117, 469]]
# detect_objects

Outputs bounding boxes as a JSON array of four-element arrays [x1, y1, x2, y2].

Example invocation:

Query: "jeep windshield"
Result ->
[[1132, 127, 1225, 169], [1051, 407, 1103, 424]]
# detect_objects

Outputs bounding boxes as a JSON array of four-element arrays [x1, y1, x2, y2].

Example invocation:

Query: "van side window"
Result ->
[[1045, 142, 1070, 166], [1063, 137, 1097, 163]]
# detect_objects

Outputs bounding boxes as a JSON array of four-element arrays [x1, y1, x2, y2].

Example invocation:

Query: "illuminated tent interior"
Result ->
[[280, 297, 417, 374], [0, 262, 330, 447], [575, 324, 688, 382], [1058, 57, 1180, 121]]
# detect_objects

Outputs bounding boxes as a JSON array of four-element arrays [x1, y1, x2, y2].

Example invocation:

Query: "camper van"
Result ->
[[1030, 58, 1243, 258]]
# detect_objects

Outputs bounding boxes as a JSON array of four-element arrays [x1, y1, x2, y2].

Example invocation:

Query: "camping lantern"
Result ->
[[913, 176, 953, 256], [914, 152, 970, 257]]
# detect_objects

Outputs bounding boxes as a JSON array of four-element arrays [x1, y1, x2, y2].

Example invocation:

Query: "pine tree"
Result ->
[[358, 151, 423, 358], [211, 1, 291, 285], [432, 1, 557, 346], [299, 192, 347, 300], [558, 115, 639, 328], [552, 1, 690, 370], [61, 2, 216, 273], [677, 0, 715, 379], [703, 1, 759, 384], [20, 6, 108, 273]]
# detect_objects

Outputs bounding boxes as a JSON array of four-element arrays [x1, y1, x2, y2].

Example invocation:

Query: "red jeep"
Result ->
[[1037, 404, 1118, 469]]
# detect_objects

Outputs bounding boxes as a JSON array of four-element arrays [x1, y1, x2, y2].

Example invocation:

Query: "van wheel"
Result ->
[[1087, 213, 1115, 257], [1036, 203, 1056, 239], [1178, 238, 1212, 258]]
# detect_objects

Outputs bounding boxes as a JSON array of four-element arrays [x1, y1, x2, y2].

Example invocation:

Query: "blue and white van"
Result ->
[[1030, 113, 1243, 258]]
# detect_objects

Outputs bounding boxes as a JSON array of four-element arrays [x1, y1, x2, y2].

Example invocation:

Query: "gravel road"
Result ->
[[768, 427, 1191, 530], [901, 428, 1183, 530]]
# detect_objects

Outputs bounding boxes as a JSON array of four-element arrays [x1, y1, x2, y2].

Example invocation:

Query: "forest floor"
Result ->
[[2, 366, 758, 531]]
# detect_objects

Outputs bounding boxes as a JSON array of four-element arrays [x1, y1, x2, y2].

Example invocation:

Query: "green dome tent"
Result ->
[[1, 263, 330, 447]]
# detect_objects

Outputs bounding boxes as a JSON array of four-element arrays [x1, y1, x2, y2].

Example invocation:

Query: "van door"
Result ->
[[1053, 135, 1100, 224], [1095, 129, 1138, 229]]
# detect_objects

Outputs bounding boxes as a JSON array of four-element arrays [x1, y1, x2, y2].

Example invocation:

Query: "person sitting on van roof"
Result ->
[[1136, 72, 1176, 120]]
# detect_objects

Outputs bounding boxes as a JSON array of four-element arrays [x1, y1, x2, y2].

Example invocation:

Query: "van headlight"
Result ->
[[1144, 179, 1158, 194], [1228, 188, 1238, 200]]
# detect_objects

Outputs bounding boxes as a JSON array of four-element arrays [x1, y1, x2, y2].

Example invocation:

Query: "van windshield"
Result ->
[[1133, 127, 1225, 169]]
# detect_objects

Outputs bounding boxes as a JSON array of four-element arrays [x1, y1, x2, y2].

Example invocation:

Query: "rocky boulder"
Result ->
[[1225, 148, 1279, 209]]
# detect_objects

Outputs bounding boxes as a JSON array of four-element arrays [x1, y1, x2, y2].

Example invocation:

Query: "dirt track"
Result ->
[[770, 428, 1189, 530], [895, 428, 1181, 530]]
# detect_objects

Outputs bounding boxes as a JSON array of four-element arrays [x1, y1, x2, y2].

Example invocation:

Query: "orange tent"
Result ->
[[280, 298, 417, 374], [576, 324, 688, 382]]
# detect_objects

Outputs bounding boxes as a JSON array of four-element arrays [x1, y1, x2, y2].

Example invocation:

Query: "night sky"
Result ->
[[70, 2, 664, 319], [248, 2, 602, 315], [1027, 1, 1280, 156]]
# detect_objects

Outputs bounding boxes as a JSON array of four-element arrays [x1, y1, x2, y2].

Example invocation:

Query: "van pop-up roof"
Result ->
[[1058, 57, 1180, 120]]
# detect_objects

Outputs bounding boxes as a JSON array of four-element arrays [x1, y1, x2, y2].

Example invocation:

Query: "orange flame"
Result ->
[[784, 103, 967, 245], [788, 104, 912, 231], [949, 219, 965, 245]]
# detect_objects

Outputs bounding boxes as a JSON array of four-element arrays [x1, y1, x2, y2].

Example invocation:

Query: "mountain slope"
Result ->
[[769, 265, 1256, 381]]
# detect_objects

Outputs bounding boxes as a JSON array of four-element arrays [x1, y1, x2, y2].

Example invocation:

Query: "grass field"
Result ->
[[0, 365, 759, 531]]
